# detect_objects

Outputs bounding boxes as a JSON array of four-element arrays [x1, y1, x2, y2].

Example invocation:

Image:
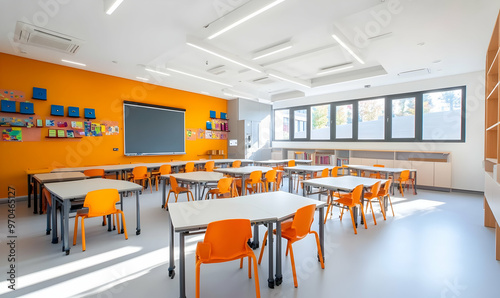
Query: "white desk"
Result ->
[[214, 166, 273, 195], [32, 172, 88, 215], [284, 165, 336, 193], [167, 191, 326, 297], [347, 165, 418, 194], [44, 178, 142, 255], [160, 172, 224, 203], [302, 176, 387, 226]]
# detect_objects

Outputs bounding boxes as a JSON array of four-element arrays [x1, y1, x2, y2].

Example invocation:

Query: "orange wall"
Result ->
[[0, 53, 227, 199]]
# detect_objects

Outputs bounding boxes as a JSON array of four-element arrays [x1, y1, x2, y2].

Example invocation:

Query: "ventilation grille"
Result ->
[[14, 21, 84, 54], [252, 77, 275, 84]]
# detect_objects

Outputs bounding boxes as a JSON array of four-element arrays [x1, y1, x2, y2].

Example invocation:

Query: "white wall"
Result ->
[[273, 71, 486, 192]]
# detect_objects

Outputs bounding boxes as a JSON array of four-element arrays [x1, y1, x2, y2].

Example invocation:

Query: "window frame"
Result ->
[[271, 85, 466, 143], [273, 108, 290, 141]]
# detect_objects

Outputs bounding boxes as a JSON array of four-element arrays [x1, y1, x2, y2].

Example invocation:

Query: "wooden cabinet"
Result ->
[[411, 161, 435, 187]]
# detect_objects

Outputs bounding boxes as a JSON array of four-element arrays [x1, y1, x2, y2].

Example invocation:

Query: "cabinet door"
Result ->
[[411, 161, 434, 186], [377, 159, 394, 168], [361, 158, 377, 166], [434, 162, 452, 188], [349, 157, 363, 165]]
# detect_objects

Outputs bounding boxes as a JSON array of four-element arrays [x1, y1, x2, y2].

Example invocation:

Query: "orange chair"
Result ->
[[331, 166, 340, 177], [288, 160, 296, 167], [205, 177, 233, 199], [184, 162, 195, 173], [153, 164, 172, 191], [232, 160, 241, 168], [258, 204, 324, 288], [397, 170, 415, 196], [204, 161, 215, 172], [245, 171, 265, 194], [83, 169, 105, 178], [363, 181, 383, 225], [165, 176, 194, 207], [129, 166, 152, 193], [330, 184, 367, 234], [264, 169, 278, 192], [378, 178, 394, 217], [196, 219, 260, 298], [73, 189, 128, 252], [369, 164, 385, 179]]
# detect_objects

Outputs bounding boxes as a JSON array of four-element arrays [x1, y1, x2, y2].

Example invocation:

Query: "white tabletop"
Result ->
[[44, 178, 142, 200], [285, 165, 336, 172], [168, 191, 326, 232], [302, 176, 388, 192], [214, 166, 273, 175], [34, 172, 87, 183], [347, 165, 416, 173], [164, 172, 224, 182]]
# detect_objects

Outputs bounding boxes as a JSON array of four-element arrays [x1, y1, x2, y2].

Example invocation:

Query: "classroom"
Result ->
[[0, 1, 499, 297]]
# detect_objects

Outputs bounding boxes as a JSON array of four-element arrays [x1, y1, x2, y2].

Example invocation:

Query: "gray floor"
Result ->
[[1, 181, 499, 298]]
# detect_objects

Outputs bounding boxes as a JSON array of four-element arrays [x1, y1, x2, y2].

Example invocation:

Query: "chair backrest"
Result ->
[[204, 161, 215, 172], [42, 188, 52, 207], [321, 168, 329, 177], [169, 176, 179, 191], [204, 219, 252, 259], [249, 171, 263, 183], [232, 160, 241, 168], [331, 166, 340, 177], [185, 162, 195, 173], [84, 169, 105, 178], [374, 164, 385, 167], [84, 189, 120, 217], [291, 204, 316, 238], [370, 181, 382, 196], [351, 184, 364, 205], [400, 170, 410, 180], [288, 160, 296, 167], [217, 177, 233, 195], [159, 164, 171, 175], [265, 169, 277, 183], [380, 178, 392, 195], [132, 166, 148, 179]]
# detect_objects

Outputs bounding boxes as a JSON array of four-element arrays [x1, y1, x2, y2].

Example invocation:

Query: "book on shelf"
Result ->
[[337, 158, 349, 166]]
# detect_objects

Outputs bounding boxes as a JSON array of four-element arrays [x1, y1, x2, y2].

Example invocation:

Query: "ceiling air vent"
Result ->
[[14, 21, 84, 54], [207, 65, 227, 75], [252, 77, 275, 84], [398, 68, 430, 78]]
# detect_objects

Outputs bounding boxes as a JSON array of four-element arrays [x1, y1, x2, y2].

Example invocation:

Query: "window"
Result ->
[[274, 109, 289, 140], [311, 104, 330, 140], [294, 109, 308, 139], [391, 97, 415, 139], [358, 98, 385, 140], [422, 89, 463, 140], [335, 104, 353, 139]]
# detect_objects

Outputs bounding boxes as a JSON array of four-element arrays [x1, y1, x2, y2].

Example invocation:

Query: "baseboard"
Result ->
[[0, 195, 28, 204]]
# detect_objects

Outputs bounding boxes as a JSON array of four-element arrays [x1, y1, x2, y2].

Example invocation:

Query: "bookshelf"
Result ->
[[483, 10, 500, 260]]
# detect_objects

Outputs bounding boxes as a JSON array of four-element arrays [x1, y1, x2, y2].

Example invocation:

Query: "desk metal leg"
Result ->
[[179, 231, 187, 298], [136, 191, 141, 235], [162, 178, 166, 208], [63, 201, 70, 255], [46, 204, 52, 235], [38, 183, 43, 214], [414, 171, 418, 194], [275, 221, 282, 286], [51, 195, 58, 244], [33, 180, 38, 214], [27, 174, 32, 208], [267, 222, 274, 288], [360, 188, 365, 225], [168, 219, 175, 278], [287, 170, 292, 193], [119, 193, 124, 234], [353, 206, 358, 228], [249, 224, 259, 249]]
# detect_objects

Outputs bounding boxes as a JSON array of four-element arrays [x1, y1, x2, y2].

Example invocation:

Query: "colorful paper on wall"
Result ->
[[57, 130, 65, 137], [0, 116, 34, 127], [48, 129, 57, 137], [0, 89, 25, 101], [220, 133, 228, 140], [2, 128, 22, 141], [46, 119, 55, 127], [205, 130, 212, 139], [198, 129, 204, 139], [66, 130, 74, 138], [37, 119, 43, 127], [84, 121, 91, 136], [186, 129, 197, 141], [57, 121, 67, 128]]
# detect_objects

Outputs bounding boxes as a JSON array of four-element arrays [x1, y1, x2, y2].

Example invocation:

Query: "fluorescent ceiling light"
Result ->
[[267, 71, 311, 88], [317, 63, 353, 75], [222, 88, 254, 100], [104, 0, 124, 15], [331, 35, 365, 64], [145, 68, 171, 76], [61, 59, 86, 66], [252, 41, 292, 60], [166, 67, 233, 87], [136, 76, 149, 81], [208, 0, 286, 39], [186, 41, 262, 73]]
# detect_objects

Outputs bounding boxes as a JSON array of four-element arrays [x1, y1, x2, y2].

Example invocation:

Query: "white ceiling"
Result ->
[[0, 0, 499, 104]]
